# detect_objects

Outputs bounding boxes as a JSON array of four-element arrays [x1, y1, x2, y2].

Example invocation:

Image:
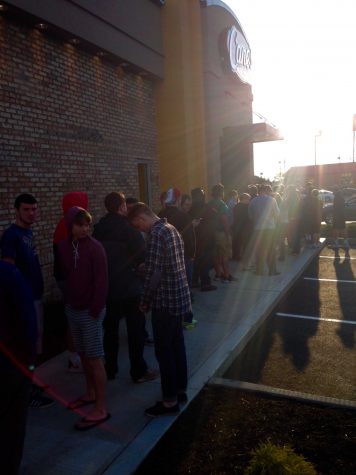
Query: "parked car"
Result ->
[[340, 187, 356, 199], [318, 189, 334, 204], [322, 195, 356, 224]]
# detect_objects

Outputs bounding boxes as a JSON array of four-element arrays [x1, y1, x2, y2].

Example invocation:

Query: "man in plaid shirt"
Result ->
[[128, 203, 191, 417]]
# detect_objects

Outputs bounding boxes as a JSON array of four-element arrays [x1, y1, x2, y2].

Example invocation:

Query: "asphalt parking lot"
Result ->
[[223, 244, 356, 402]]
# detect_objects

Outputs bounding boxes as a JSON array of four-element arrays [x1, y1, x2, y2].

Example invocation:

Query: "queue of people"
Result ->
[[0, 180, 344, 473]]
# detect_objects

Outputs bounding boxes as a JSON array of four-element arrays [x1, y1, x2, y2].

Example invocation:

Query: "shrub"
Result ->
[[245, 440, 317, 475]]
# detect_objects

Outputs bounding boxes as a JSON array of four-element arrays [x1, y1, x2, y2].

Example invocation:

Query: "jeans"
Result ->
[[193, 248, 213, 287], [151, 309, 188, 402], [0, 364, 32, 474], [104, 297, 148, 380]]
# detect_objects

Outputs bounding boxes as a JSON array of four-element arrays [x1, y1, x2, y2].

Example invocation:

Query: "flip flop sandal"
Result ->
[[74, 413, 111, 431], [67, 398, 96, 410]]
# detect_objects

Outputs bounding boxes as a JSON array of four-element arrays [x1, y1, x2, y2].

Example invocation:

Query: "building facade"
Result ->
[[156, 0, 282, 193], [0, 0, 163, 297], [0, 0, 282, 298], [285, 162, 356, 190]]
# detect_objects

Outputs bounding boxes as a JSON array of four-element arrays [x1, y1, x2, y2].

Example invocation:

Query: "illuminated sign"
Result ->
[[226, 26, 251, 84]]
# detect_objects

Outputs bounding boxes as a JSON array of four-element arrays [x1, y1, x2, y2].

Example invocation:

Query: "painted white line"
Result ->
[[209, 378, 356, 410], [319, 255, 356, 260], [276, 312, 356, 326], [304, 277, 356, 284]]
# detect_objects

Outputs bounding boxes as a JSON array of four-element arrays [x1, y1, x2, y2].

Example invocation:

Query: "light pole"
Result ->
[[353, 114, 356, 162], [314, 130, 322, 166]]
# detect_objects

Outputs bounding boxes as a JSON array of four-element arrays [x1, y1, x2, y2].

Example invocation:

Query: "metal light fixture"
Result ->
[[36, 22, 48, 30], [69, 38, 80, 45]]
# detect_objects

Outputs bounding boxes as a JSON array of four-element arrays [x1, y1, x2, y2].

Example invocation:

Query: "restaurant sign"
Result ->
[[225, 25, 251, 84]]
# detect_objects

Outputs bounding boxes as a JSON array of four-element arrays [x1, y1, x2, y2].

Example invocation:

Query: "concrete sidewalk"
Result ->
[[21, 244, 323, 475]]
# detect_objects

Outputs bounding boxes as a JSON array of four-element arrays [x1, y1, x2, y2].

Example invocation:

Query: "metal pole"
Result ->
[[314, 135, 317, 166], [353, 130, 355, 163]]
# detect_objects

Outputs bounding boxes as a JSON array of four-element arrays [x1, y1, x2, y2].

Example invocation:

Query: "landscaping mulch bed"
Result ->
[[136, 386, 356, 475]]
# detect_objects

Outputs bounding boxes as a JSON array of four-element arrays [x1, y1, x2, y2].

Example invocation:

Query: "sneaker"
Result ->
[[145, 401, 180, 417], [133, 369, 159, 384], [200, 284, 217, 292], [183, 319, 198, 330], [227, 274, 238, 282], [29, 390, 55, 409], [177, 392, 188, 404]]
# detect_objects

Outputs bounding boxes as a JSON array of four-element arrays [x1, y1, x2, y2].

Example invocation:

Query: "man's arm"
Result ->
[[0, 229, 17, 264], [141, 230, 164, 312]]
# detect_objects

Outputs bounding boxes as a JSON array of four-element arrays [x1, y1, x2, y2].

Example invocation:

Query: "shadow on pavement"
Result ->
[[275, 257, 321, 372], [333, 248, 356, 349], [224, 256, 322, 380]]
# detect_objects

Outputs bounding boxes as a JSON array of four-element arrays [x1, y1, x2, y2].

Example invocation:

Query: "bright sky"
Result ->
[[224, 0, 356, 179]]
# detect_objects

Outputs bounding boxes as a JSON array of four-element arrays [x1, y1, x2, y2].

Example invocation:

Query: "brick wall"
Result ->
[[0, 17, 160, 299]]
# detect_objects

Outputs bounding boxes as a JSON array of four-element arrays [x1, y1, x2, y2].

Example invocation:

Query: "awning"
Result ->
[[230, 122, 284, 143]]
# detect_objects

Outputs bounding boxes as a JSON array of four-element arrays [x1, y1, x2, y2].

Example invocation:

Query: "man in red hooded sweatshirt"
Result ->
[[58, 206, 109, 430], [53, 192, 89, 372]]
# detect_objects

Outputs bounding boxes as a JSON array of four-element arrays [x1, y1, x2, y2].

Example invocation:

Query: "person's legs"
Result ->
[[72, 309, 109, 427], [199, 248, 214, 288], [80, 354, 96, 401], [85, 357, 107, 416], [103, 300, 121, 379], [172, 317, 188, 395], [0, 366, 32, 474], [254, 230, 265, 274], [266, 230, 278, 274], [122, 297, 148, 380], [151, 310, 181, 403]]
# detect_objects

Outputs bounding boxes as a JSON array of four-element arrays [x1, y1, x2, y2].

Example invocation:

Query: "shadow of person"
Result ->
[[333, 248, 356, 349], [223, 317, 276, 383], [276, 256, 321, 372]]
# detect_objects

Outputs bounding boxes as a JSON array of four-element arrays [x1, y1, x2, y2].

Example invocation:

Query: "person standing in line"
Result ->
[[190, 188, 217, 292], [209, 183, 235, 282], [0, 260, 37, 474], [226, 189, 238, 229], [93, 192, 158, 382], [231, 193, 251, 262], [332, 187, 349, 249], [309, 189, 323, 247], [248, 185, 280, 276], [128, 203, 191, 417], [0, 193, 53, 408], [53, 191, 89, 372], [58, 206, 110, 430], [159, 187, 197, 328]]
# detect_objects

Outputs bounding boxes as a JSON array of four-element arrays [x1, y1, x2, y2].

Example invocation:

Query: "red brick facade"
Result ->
[[0, 17, 160, 298]]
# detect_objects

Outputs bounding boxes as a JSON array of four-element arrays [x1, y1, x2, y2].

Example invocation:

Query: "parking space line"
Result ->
[[276, 312, 356, 326], [319, 255, 356, 260], [304, 277, 356, 284]]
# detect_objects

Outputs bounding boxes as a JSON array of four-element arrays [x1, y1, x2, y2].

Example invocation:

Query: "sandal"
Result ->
[[74, 413, 111, 431]]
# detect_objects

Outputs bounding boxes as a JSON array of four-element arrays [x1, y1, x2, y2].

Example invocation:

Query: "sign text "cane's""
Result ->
[[227, 26, 251, 83]]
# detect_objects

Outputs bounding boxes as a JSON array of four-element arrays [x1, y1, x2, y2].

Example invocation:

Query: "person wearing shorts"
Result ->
[[58, 206, 109, 430]]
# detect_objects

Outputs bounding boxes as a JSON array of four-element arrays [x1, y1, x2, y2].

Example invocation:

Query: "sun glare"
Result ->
[[225, 0, 356, 179]]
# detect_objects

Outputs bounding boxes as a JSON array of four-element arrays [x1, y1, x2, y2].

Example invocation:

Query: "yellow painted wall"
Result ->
[[155, 0, 208, 194]]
